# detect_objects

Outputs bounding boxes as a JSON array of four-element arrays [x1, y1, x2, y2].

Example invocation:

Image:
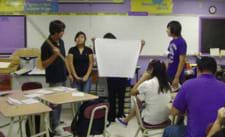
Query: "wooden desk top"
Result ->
[[0, 92, 51, 117], [39, 91, 98, 105]]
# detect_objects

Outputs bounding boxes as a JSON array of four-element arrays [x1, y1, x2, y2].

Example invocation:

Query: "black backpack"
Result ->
[[71, 98, 109, 137]]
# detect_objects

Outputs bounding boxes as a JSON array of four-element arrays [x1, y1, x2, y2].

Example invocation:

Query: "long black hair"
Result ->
[[147, 60, 171, 94]]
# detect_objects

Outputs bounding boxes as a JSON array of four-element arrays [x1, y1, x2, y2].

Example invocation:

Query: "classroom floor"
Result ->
[[0, 108, 164, 137]]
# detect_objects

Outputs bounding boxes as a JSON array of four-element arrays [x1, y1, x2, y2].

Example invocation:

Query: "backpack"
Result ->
[[71, 98, 109, 137]]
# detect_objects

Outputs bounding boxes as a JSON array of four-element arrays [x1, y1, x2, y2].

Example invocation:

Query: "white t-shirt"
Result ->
[[137, 77, 171, 125]]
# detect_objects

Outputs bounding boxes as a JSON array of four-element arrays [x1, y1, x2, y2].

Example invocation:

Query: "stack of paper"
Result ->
[[72, 92, 84, 97], [24, 89, 55, 98], [21, 98, 39, 104], [28, 67, 45, 75], [51, 87, 76, 92]]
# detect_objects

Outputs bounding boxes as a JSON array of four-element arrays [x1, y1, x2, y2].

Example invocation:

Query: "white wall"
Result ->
[[27, 15, 199, 55]]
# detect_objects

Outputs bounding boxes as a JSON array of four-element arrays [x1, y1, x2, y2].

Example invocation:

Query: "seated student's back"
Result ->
[[171, 56, 225, 137], [138, 76, 171, 125]]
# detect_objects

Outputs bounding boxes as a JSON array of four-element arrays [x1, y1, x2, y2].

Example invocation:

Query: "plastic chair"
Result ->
[[21, 81, 42, 91], [21, 82, 43, 137], [84, 102, 110, 137], [131, 96, 171, 137], [0, 131, 5, 137]]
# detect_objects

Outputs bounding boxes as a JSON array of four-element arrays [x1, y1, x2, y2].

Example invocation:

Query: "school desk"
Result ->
[[39, 89, 98, 105], [38, 88, 98, 117], [0, 92, 51, 137]]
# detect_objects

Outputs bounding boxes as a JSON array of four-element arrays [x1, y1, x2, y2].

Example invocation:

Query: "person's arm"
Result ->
[[42, 47, 60, 69], [140, 40, 145, 53], [171, 84, 187, 115], [65, 56, 73, 82], [171, 106, 181, 115], [207, 107, 225, 137], [82, 54, 94, 82], [91, 37, 96, 54], [172, 55, 186, 88], [131, 71, 151, 95], [67, 54, 81, 81]]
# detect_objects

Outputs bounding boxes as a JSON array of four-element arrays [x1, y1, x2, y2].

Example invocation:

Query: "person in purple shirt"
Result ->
[[166, 21, 187, 89], [163, 56, 225, 137]]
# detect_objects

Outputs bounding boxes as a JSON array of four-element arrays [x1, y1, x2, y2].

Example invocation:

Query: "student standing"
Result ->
[[102, 33, 128, 122], [116, 60, 171, 127], [68, 31, 94, 92], [166, 21, 187, 88], [41, 20, 72, 135]]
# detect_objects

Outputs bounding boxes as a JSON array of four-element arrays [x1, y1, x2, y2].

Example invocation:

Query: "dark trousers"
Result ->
[[107, 78, 127, 121]]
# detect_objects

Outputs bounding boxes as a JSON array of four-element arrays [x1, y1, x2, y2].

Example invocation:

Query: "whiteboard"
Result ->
[[27, 15, 199, 55]]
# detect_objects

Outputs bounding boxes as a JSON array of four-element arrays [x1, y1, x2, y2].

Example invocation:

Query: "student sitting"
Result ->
[[116, 59, 171, 127], [163, 57, 225, 137]]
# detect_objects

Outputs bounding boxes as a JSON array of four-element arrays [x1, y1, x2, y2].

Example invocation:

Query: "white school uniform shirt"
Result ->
[[137, 77, 171, 125]]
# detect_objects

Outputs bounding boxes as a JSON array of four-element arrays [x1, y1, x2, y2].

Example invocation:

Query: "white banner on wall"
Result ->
[[95, 38, 141, 78]]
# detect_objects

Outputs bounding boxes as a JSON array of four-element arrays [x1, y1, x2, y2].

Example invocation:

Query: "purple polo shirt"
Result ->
[[167, 37, 187, 81], [173, 74, 225, 137]]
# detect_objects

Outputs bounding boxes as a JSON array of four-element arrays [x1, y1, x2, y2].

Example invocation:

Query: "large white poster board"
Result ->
[[95, 38, 141, 78]]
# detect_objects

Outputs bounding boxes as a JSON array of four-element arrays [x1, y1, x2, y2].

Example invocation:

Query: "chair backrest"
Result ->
[[0, 131, 5, 137], [87, 103, 109, 137], [132, 96, 145, 129], [21, 82, 42, 91], [84, 102, 109, 119], [132, 96, 171, 131]]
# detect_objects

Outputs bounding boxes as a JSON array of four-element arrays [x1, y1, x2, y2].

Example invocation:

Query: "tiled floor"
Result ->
[[0, 108, 164, 137]]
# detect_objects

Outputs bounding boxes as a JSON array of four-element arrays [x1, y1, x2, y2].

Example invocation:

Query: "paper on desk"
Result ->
[[21, 98, 40, 104], [24, 93, 42, 98], [7, 97, 22, 105], [0, 62, 10, 68], [51, 87, 76, 92], [28, 67, 45, 75], [221, 50, 225, 56], [36, 89, 54, 95], [95, 38, 141, 78], [72, 92, 84, 97], [24, 89, 54, 98], [210, 48, 220, 56]]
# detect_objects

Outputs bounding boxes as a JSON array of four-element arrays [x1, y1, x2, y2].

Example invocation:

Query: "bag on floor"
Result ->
[[71, 98, 108, 137]]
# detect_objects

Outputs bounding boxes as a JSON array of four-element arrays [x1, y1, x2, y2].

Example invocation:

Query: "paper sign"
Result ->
[[95, 38, 141, 78]]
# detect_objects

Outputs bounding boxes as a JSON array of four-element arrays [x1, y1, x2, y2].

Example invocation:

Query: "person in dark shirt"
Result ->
[[41, 20, 72, 136], [68, 31, 94, 92]]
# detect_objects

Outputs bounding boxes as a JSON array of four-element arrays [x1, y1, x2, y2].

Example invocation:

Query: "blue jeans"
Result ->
[[71, 77, 92, 93], [49, 82, 66, 131], [162, 125, 186, 137]]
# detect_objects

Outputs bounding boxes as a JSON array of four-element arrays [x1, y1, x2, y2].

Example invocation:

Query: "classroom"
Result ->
[[0, 0, 225, 137]]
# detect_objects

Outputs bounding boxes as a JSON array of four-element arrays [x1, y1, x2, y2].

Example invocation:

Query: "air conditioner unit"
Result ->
[[58, 0, 124, 3]]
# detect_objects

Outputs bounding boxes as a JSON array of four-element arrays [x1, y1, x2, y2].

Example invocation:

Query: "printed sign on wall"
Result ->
[[131, 0, 173, 14]]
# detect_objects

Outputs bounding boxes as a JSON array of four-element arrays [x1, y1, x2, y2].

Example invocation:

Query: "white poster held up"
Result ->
[[95, 38, 141, 78]]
